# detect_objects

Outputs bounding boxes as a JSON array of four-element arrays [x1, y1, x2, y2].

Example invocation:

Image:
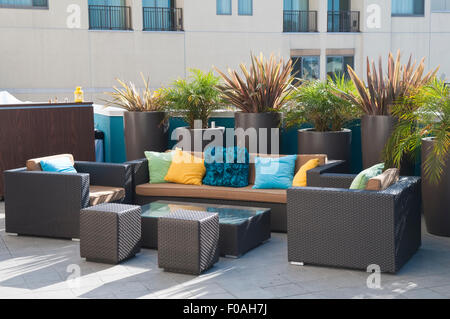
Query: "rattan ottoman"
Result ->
[[80, 203, 142, 264], [158, 210, 219, 275]]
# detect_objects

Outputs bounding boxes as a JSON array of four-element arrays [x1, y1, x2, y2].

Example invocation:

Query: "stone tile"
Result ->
[[262, 283, 308, 298], [0, 199, 449, 299]]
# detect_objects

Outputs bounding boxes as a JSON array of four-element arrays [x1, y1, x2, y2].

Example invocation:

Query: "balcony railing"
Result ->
[[327, 11, 360, 32], [88, 5, 132, 31], [283, 10, 318, 32], [143, 7, 183, 31]]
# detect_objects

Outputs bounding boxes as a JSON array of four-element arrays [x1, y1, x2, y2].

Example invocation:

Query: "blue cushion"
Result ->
[[253, 155, 297, 189], [203, 146, 249, 188], [40, 157, 77, 173]]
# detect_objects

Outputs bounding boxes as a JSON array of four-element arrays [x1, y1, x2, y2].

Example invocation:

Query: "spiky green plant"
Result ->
[[384, 79, 450, 183], [214, 53, 296, 113], [337, 51, 439, 115], [165, 69, 222, 129], [104, 73, 167, 112], [284, 75, 359, 132]]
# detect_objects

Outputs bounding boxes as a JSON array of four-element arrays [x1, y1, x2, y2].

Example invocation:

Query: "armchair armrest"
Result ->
[[125, 158, 149, 203], [4, 168, 90, 238], [307, 160, 352, 188], [74, 161, 133, 204]]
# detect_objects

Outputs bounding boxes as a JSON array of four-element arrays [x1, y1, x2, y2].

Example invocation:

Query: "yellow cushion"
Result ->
[[292, 158, 320, 187], [164, 150, 206, 186]]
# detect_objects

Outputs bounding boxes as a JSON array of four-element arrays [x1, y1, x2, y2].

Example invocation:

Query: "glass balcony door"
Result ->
[[143, 0, 175, 31], [328, 0, 350, 31], [89, 0, 129, 30], [284, 0, 309, 32]]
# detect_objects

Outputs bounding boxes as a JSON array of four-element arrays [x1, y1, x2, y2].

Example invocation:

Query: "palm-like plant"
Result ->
[[214, 53, 296, 113], [105, 73, 167, 112], [284, 76, 359, 132], [165, 69, 222, 129], [337, 51, 438, 115], [384, 79, 450, 183]]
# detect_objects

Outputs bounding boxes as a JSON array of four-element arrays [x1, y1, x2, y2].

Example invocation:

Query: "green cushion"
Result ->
[[145, 151, 174, 184], [350, 163, 385, 190]]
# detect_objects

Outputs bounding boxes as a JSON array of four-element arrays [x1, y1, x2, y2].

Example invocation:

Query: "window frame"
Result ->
[[391, 0, 425, 17], [217, 0, 232, 16], [238, 0, 253, 16], [291, 55, 321, 82], [0, 0, 48, 9]]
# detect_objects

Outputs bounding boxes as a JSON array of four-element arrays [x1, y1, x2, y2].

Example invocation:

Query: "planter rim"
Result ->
[[124, 110, 166, 114], [361, 114, 392, 118], [422, 137, 436, 142], [175, 126, 225, 131], [234, 111, 281, 115], [298, 128, 352, 134]]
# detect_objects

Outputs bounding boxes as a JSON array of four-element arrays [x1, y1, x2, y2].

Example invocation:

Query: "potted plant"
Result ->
[[165, 69, 224, 152], [105, 74, 169, 161], [384, 79, 449, 236], [337, 51, 438, 170], [215, 53, 295, 154], [284, 76, 359, 169]]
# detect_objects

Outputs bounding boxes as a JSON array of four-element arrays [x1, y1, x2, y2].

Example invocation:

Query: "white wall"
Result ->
[[0, 0, 449, 103]]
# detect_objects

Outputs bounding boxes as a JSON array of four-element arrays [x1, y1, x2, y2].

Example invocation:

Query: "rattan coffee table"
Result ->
[[141, 201, 271, 258]]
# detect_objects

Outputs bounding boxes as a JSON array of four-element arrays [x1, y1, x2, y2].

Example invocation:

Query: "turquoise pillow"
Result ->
[[203, 146, 249, 188], [145, 151, 174, 184], [350, 163, 385, 190], [253, 155, 297, 189], [40, 157, 77, 173]]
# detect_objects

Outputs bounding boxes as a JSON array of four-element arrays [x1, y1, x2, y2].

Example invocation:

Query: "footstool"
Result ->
[[80, 203, 141, 264], [158, 210, 219, 275]]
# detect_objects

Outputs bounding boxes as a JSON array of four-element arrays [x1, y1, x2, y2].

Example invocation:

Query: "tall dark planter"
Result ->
[[422, 138, 450, 237], [234, 112, 281, 154], [298, 128, 352, 171], [173, 127, 225, 152], [361, 115, 395, 169], [124, 111, 168, 161]]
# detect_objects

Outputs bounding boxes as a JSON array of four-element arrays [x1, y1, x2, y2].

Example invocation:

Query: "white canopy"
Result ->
[[0, 91, 24, 105]]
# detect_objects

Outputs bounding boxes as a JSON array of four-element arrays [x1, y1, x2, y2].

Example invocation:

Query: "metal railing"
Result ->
[[283, 10, 318, 32], [327, 11, 360, 32], [143, 7, 183, 31], [88, 5, 132, 31]]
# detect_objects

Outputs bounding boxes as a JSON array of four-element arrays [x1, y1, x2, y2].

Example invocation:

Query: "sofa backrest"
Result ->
[[26, 154, 75, 171], [248, 154, 327, 185], [179, 151, 327, 185]]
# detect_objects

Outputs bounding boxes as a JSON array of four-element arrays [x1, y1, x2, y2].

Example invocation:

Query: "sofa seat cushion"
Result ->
[[89, 185, 125, 206], [135, 183, 287, 204]]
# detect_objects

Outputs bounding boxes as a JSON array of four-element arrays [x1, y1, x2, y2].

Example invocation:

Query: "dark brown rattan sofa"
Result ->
[[4, 155, 133, 239], [127, 153, 346, 233], [287, 172, 422, 273]]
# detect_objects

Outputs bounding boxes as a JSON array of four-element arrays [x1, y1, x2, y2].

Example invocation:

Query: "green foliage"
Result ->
[[337, 51, 438, 115], [383, 79, 450, 183], [283, 76, 359, 132], [215, 53, 296, 113], [165, 69, 222, 129], [104, 74, 167, 112]]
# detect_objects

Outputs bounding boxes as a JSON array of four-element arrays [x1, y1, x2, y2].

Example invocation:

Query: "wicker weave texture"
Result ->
[[80, 203, 141, 264], [158, 210, 219, 275], [287, 177, 421, 273]]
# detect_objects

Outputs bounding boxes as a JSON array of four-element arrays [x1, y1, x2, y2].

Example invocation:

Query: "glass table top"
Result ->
[[141, 201, 270, 225]]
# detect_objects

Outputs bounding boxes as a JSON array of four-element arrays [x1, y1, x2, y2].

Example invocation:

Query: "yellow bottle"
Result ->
[[74, 87, 84, 103]]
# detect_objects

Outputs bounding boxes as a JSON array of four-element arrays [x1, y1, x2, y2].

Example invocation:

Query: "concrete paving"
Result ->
[[1, 201, 449, 299]]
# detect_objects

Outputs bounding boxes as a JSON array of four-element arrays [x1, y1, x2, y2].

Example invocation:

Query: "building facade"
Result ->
[[0, 0, 449, 102]]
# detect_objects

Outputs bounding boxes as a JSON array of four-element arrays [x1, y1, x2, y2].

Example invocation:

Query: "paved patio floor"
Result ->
[[1, 201, 450, 299]]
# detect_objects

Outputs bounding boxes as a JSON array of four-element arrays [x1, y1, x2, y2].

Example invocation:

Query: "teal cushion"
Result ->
[[253, 155, 297, 189], [350, 163, 385, 190], [40, 157, 77, 173], [145, 151, 174, 184]]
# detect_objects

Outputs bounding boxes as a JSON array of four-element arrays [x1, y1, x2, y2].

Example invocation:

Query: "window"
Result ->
[[0, 0, 47, 8], [292, 56, 320, 82], [217, 0, 231, 15], [88, 0, 132, 30], [431, 0, 450, 12], [392, 0, 424, 16], [326, 56, 354, 79], [238, 0, 252, 15]]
